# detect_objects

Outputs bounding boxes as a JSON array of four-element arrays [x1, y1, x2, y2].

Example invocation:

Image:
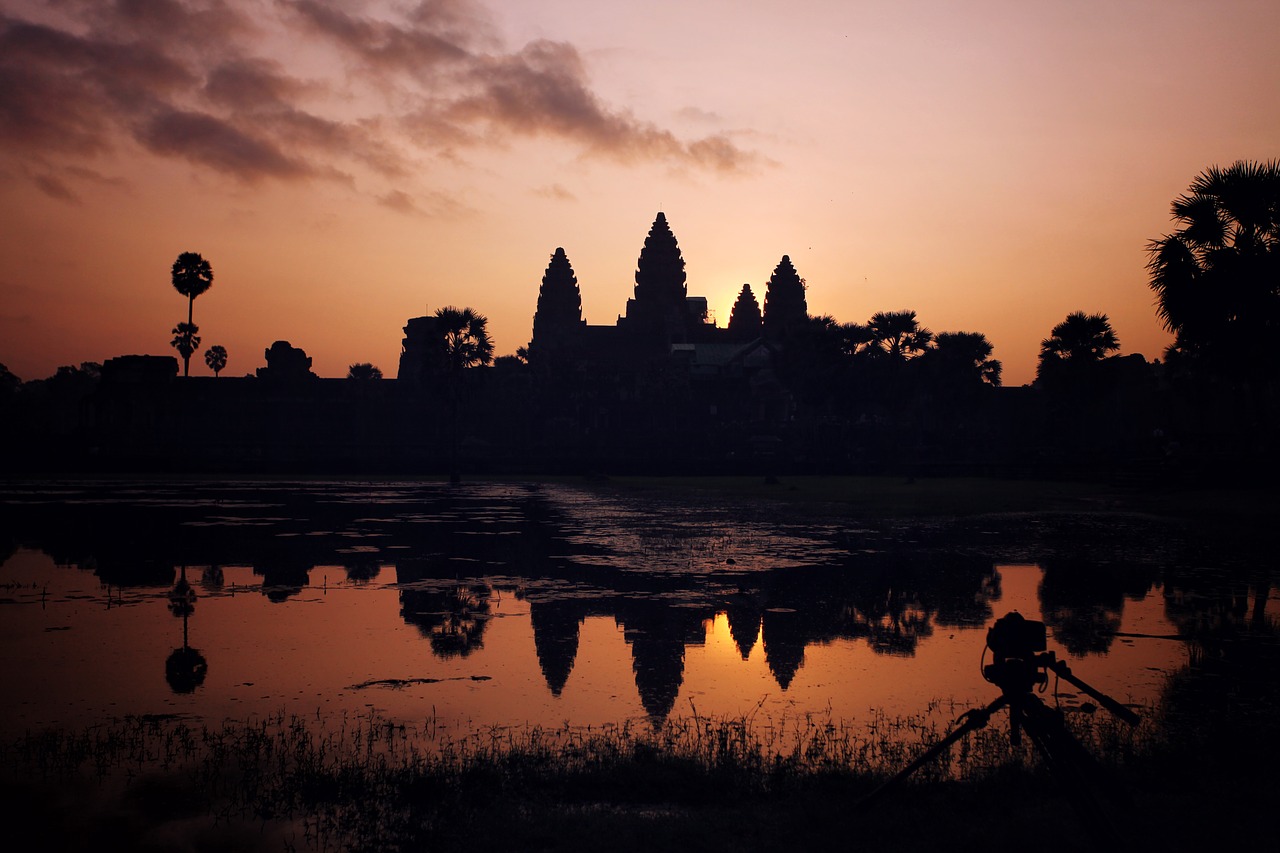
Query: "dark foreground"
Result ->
[[3, 647, 1275, 853], [3, 475, 1276, 851]]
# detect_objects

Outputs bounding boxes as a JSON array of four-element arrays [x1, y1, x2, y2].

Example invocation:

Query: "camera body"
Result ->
[[986, 611, 1047, 660], [983, 611, 1048, 691]]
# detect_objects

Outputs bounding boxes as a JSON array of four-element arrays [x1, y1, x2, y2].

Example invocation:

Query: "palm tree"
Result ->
[[1038, 311, 1118, 364], [930, 331, 1003, 387], [433, 306, 493, 483], [1146, 160, 1280, 379], [347, 362, 383, 380], [204, 345, 227, 377], [869, 310, 933, 359], [171, 252, 213, 377], [171, 322, 201, 370], [1036, 311, 1119, 388], [434, 306, 494, 370]]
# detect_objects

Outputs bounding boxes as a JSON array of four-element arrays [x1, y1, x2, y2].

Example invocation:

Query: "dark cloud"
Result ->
[[204, 58, 306, 111], [288, 0, 472, 74], [136, 107, 316, 181], [1, 0, 761, 205], [34, 172, 80, 203]]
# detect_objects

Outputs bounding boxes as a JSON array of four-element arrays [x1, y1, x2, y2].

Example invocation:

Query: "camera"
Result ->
[[985, 611, 1047, 660]]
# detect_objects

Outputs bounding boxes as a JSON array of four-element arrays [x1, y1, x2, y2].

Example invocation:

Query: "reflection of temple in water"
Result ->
[[616, 601, 707, 720], [529, 599, 587, 696]]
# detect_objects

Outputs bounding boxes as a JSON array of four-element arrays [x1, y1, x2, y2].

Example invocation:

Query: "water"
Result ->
[[0, 480, 1272, 742]]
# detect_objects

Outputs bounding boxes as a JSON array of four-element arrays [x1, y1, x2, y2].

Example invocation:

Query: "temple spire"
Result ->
[[530, 247, 584, 358]]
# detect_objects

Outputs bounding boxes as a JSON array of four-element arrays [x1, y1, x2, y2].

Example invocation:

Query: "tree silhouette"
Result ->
[[171, 322, 201, 370], [203, 344, 227, 377], [1036, 311, 1118, 383], [435, 306, 494, 371], [170, 252, 213, 377], [868, 310, 932, 359], [1147, 160, 1280, 380], [928, 331, 1003, 387], [727, 283, 762, 341], [433, 306, 493, 482], [347, 362, 383, 380], [762, 255, 808, 338]]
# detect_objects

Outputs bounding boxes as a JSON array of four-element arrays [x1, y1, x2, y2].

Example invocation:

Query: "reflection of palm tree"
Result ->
[[401, 583, 493, 658], [166, 566, 207, 693], [171, 252, 214, 377], [1038, 558, 1128, 655]]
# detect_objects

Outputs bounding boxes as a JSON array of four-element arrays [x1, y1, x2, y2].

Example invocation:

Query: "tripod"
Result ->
[[858, 613, 1141, 850]]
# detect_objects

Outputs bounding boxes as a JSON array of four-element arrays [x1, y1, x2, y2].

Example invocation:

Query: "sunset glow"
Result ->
[[3, 1, 1278, 384]]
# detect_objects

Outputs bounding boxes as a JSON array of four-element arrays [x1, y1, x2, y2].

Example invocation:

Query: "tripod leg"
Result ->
[[1018, 696, 1130, 852], [856, 695, 1007, 811]]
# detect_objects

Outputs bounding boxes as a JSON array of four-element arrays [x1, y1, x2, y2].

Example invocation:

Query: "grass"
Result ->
[[0, 702, 1183, 853]]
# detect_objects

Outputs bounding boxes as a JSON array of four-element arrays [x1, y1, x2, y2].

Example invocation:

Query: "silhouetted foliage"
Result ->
[[347, 362, 383, 380], [868, 310, 932, 360], [257, 341, 316, 381], [170, 252, 213, 377], [1147, 160, 1280, 383], [762, 255, 808, 338], [925, 331, 1003, 388], [727, 283, 762, 341], [170, 322, 200, 372], [435, 307, 494, 371], [203, 344, 227, 377], [0, 362, 20, 395], [1036, 311, 1119, 385]]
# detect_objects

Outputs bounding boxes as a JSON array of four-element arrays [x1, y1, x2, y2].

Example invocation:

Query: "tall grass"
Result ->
[[2, 702, 1160, 851]]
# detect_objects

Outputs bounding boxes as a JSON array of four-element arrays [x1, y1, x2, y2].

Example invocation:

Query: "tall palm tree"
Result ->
[[869, 310, 933, 359], [171, 252, 213, 377], [1146, 160, 1280, 378], [204, 345, 227, 377]]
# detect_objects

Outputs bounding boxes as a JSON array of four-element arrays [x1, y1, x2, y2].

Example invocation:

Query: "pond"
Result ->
[[0, 479, 1272, 745]]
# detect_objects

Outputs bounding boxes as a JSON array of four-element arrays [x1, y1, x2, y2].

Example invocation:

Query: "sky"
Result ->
[[1, 0, 1277, 386]]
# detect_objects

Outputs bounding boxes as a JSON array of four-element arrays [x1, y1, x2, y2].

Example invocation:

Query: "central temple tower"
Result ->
[[622, 212, 700, 343]]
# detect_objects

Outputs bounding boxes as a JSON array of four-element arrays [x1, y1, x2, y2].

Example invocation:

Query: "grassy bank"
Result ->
[[5, 697, 1267, 853]]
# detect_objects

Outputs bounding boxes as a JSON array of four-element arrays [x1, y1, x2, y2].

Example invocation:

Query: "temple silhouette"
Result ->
[[3, 211, 1175, 476]]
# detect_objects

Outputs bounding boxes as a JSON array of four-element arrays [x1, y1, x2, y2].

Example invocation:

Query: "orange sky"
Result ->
[[2, 0, 1277, 385]]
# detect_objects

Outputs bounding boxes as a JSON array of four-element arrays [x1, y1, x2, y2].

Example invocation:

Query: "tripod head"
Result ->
[[982, 611, 1140, 726]]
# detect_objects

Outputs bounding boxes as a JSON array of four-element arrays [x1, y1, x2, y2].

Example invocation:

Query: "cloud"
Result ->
[[0, 0, 761, 200], [33, 172, 80, 203], [137, 107, 318, 181], [533, 183, 576, 202]]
